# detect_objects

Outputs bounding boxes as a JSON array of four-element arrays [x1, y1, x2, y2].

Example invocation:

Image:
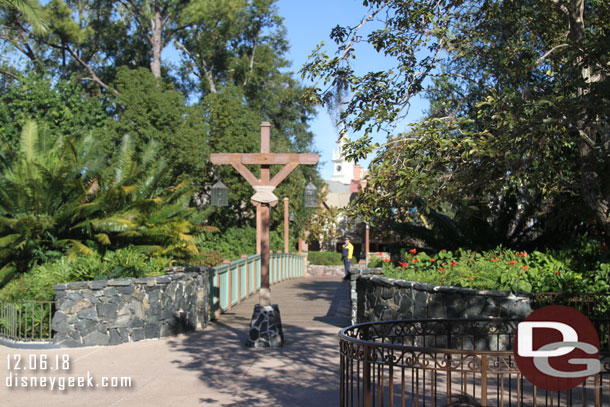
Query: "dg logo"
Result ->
[[514, 305, 601, 391]]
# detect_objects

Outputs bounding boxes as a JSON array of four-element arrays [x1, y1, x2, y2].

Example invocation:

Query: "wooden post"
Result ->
[[260, 203, 271, 306], [224, 259, 232, 311], [242, 254, 250, 298], [210, 122, 319, 307], [283, 197, 289, 254], [256, 205, 262, 254]]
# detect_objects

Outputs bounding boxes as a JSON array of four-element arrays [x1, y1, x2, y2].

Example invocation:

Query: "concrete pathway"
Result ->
[[0, 277, 351, 407]]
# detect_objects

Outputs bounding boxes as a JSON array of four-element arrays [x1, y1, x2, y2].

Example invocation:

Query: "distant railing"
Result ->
[[0, 301, 54, 342], [208, 252, 306, 319]]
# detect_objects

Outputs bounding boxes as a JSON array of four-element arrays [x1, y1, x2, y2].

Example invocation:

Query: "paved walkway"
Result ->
[[0, 277, 351, 407]]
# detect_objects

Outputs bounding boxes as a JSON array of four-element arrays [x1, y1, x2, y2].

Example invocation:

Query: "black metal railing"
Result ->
[[339, 318, 610, 407], [0, 301, 54, 342]]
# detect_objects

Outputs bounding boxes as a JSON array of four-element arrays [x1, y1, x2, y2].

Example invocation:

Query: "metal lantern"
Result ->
[[289, 210, 295, 223], [304, 181, 318, 208], [211, 181, 228, 207]]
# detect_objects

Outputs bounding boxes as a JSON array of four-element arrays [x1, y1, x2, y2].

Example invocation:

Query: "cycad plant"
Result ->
[[0, 121, 201, 287]]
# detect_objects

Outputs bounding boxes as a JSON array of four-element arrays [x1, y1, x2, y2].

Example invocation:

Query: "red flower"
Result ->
[[466, 257, 470, 261], [449, 261, 457, 267], [466, 276, 475, 281], [521, 265, 529, 270], [384, 258, 390, 263], [412, 258, 418, 263], [441, 249, 447, 252], [409, 249, 417, 254], [509, 260, 516, 265], [554, 270, 560, 275], [399, 262, 407, 268], [439, 267, 445, 271], [430, 258, 435, 262], [491, 257, 499, 262], [473, 251, 477, 254]]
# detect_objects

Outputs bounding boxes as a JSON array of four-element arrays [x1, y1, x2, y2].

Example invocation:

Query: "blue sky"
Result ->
[[275, 0, 429, 179]]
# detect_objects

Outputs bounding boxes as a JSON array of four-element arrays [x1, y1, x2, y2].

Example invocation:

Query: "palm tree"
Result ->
[[0, 121, 201, 287]]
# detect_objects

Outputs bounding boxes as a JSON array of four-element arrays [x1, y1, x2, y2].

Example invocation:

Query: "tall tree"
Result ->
[[303, 0, 610, 245], [115, 0, 190, 78]]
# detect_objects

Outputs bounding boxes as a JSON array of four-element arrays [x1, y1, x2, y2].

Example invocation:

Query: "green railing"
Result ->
[[209, 252, 306, 319], [0, 301, 54, 342]]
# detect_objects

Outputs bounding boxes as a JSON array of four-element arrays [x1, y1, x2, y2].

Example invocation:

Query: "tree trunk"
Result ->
[[150, 10, 163, 78], [568, 0, 610, 235]]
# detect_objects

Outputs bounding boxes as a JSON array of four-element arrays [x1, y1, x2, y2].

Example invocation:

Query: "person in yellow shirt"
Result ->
[[342, 238, 354, 279]]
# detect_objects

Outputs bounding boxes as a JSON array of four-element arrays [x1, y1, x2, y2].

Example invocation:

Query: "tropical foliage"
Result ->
[[0, 121, 201, 286]]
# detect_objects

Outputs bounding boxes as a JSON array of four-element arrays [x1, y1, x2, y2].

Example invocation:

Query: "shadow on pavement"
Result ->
[[166, 278, 351, 407]]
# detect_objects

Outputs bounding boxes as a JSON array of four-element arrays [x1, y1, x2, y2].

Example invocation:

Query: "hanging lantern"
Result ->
[[211, 181, 228, 207], [304, 181, 318, 208], [289, 210, 295, 223]]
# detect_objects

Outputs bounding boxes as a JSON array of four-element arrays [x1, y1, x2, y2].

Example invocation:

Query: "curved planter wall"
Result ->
[[349, 269, 533, 325], [52, 267, 210, 347]]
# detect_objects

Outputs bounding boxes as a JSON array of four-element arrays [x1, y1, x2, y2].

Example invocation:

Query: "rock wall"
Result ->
[[349, 269, 533, 325], [52, 267, 210, 347], [306, 264, 345, 277]]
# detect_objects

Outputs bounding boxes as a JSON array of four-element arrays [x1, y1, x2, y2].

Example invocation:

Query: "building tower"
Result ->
[[330, 134, 354, 185]]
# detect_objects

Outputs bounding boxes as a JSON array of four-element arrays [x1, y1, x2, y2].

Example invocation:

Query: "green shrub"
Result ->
[[187, 250, 224, 267], [307, 251, 343, 265], [382, 245, 610, 294], [0, 248, 170, 301], [367, 257, 387, 268], [195, 227, 294, 260]]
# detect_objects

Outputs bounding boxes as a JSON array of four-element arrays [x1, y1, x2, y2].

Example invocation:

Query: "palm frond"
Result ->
[[91, 217, 138, 233], [95, 233, 111, 245], [114, 134, 136, 187], [2, 0, 48, 34], [0, 234, 20, 248], [58, 239, 95, 258], [19, 120, 38, 162]]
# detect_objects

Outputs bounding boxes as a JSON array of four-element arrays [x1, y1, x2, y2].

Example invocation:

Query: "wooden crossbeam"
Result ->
[[211, 153, 319, 166]]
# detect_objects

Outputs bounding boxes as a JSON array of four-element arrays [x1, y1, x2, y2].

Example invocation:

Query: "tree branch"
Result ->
[[38, 37, 118, 96], [243, 36, 257, 87], [337, 0, 392, 63], [174, 40, 217, 93], [536, 43, 569, 64]]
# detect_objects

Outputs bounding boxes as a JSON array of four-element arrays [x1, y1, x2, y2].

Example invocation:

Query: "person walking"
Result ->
[[342, 238, 354, 279]]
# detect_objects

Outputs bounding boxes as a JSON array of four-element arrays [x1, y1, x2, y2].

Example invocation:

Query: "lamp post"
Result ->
[[210, 122, 319, 347], [365, 221, 370, 265]]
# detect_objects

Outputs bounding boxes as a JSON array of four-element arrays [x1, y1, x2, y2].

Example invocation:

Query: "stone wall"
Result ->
[[306, 264, 345, 277], [51, 267, 210, 347], [349, 269, 533, 325]]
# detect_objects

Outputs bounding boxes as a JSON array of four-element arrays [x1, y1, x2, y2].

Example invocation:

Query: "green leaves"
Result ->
[[320, 0, 610, 247]]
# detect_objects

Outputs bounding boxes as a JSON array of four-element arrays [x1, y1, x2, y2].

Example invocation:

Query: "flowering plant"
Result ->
[[381, 245, 610, 293]]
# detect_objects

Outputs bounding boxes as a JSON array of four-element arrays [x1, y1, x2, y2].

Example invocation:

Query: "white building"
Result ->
[[314, 135, 368, 252]]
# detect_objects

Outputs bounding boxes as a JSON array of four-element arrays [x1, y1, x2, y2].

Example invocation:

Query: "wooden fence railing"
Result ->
[[209, 252, 306, 319]]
